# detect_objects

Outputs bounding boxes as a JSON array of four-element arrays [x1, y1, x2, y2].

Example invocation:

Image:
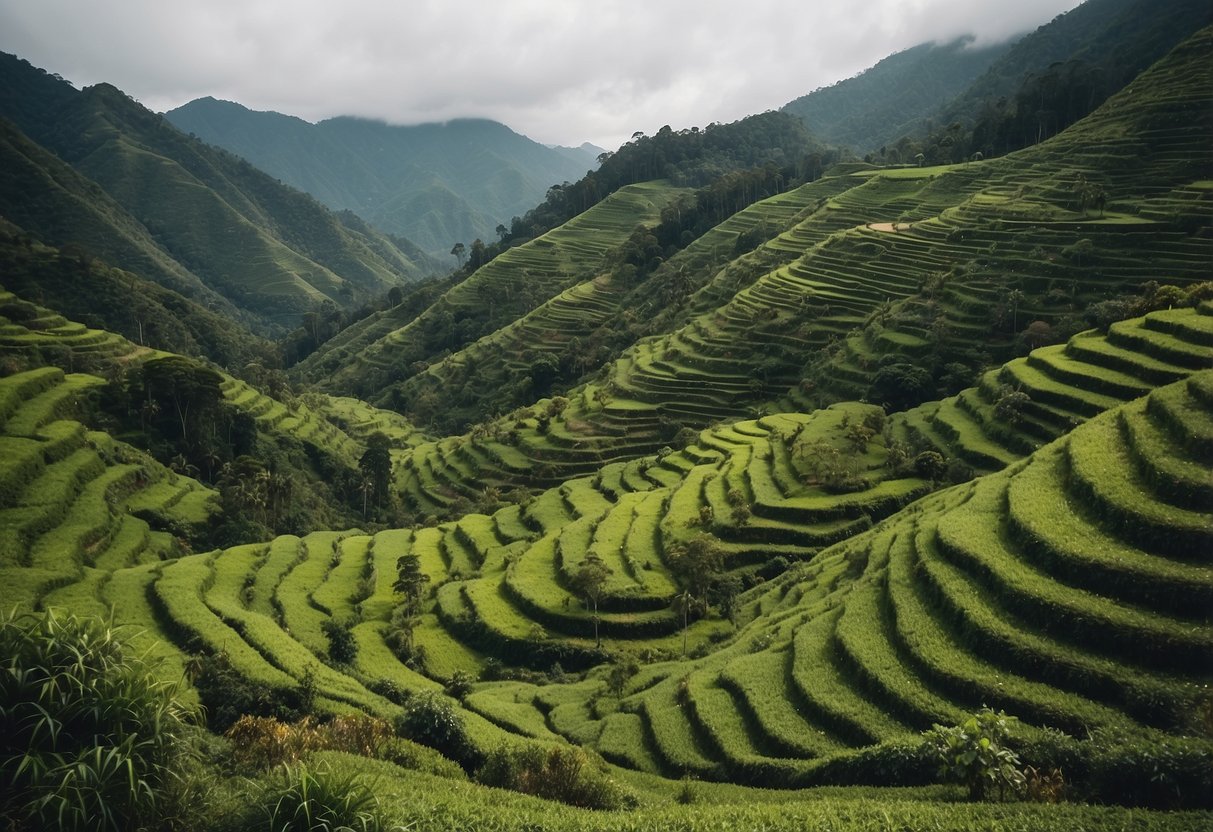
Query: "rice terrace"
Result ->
[[0, 0, 1211, 829]]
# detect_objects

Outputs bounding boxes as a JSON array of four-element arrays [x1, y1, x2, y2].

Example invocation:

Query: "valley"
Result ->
[[0, 3, 1210, 830]]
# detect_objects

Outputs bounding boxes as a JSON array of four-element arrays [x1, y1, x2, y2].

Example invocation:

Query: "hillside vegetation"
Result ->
[[0, 52, 439, 330], [782, 37, 1012, 154], [165, 101, 597, 258], [1, 12, 1211, 832]]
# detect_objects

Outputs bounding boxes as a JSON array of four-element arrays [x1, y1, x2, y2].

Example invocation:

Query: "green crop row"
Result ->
[[1066, 413, 1212, 558], [790, 607, 914, 746], [1119, 400, 1213, 510], [152, 554, 295, 690], [886, 519, 1129, 736], [1005, 448, 1212, 616], [934, 475, 1211, 671], [914, 519, 1199, 732]]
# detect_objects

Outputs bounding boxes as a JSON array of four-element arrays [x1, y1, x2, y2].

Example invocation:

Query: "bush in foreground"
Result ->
[[0, 610, 194, 831], [476, 743, 638, 810]]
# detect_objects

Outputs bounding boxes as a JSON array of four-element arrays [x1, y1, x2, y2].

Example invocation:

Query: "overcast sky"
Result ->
[[0, 0, 1084, 151]]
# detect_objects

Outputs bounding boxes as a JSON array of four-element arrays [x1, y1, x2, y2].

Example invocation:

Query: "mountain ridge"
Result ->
[[165, 98, 598, 258], [0, 51, 441, 332]]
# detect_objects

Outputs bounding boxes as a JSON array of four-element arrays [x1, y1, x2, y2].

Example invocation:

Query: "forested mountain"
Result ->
[[0, 52, 440, 331], [781, 37, 1014, 155], [785, 0, 1212, 167], [166, 98, 596, 258], [909, 0, 1213, 163]]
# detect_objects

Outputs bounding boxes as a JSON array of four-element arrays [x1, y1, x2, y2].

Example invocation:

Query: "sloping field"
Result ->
[[467, 372, 1212, 786], [300, 182, 688, 401], [389, 27, 1212, 512]]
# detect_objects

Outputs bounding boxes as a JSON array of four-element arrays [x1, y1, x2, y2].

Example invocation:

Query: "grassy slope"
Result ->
[[385, 24, 1212, 510]]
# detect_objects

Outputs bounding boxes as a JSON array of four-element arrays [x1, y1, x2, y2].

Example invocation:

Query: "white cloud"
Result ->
[[0, 0, 1084, 150]]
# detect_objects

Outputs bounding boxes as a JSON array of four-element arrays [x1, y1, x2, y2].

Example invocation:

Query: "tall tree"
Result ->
[[358, 431, 392, 509], [394, 553, 430, 618], [571, 553, 612, 648]]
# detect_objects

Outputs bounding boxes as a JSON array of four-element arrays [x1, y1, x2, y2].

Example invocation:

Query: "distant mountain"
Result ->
[[548, 142, 607, 167], [165, 99, 598, 258], [938, 0, 1213, 130], [903, 0, 1213, 163], [781, 37, 1014, 154], [0, 52, 440, 331]]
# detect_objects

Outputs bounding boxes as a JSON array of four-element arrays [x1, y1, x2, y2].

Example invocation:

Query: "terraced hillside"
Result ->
[[384, 27, 1213, 512], [464, 371, 1213, 787], [0, 287, 412, 544], [0, 365, 217, 608], [2, 21, 1212, 828], [4, 328, 1207, 803], [300, 182, 688, 408], [377, 307, 1211, 680]]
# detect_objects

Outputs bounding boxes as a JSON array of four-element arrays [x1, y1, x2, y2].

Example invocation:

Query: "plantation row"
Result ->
[[0, 365, 216, 605], [388, 34, 1213, 514], [457, 373, 1212, 786]]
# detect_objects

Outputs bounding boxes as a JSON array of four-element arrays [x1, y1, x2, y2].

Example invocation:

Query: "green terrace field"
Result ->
[[385, 28, 1212, 512], [9, 361, 1205, 815], [391, 298, 1211, 528], [298, 182, 689, 402], [0, 287, 145, 365], [884, 304, 1213, 474], [465, 371, 1213, 788], [0, 365, 217, 606], [10, 306, 1203, 732], [4, 24, 1213, 831], [0, 284, 371, 483]]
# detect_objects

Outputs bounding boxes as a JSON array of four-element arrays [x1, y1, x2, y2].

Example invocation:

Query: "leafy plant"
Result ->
[[255, 762, 387, 832], [322, 618, 358, 665], [393, 692, 476, 768], [476, 744, 637, 810], [924, 708, 1026, 801], [0, 610, 194, 831]]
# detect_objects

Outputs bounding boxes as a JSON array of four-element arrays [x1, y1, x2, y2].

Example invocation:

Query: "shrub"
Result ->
[[924, 708, 1026, 801], [0, 610, 194, 831], [444, 669, 476, 700], [476, 744, 637, 810], [252, 762, 386, 832], [913, 451, 948, 481], [321, 618, 358, 665], [393, 691, 477, 768]]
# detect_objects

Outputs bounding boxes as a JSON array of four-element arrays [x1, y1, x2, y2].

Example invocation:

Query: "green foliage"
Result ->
[[0, 609, 194, 831], [868, 362, 935, 412], [322, 618, 358, 665], [782, 37, 1010, 154], [187, 649, 311, 732], [924, 708, 1026, 801], [394, 552, 430, 618], [251, 761, 387, 832], [444, 669, 476, 700], [394, 692, 476, 768], [476, 743, 638, 810]]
